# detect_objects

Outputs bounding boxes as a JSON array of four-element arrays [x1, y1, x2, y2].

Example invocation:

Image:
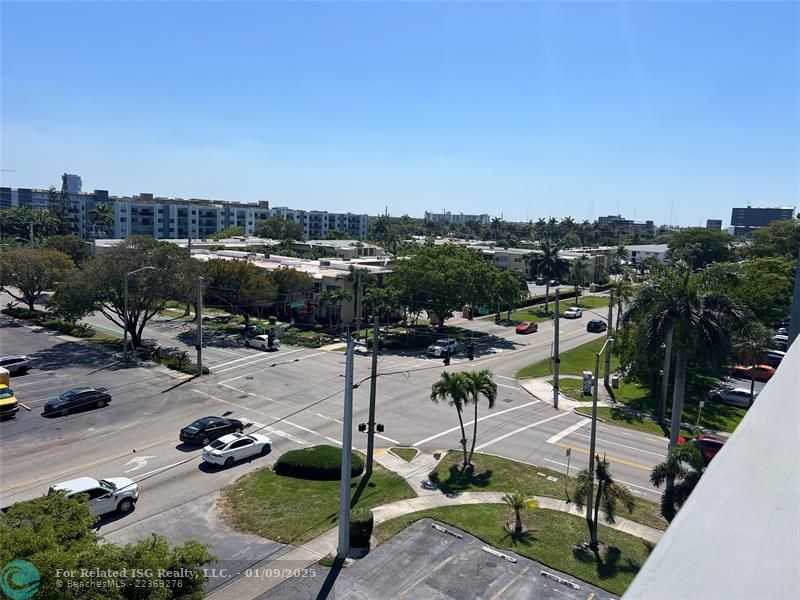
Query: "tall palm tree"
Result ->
[[573, 455, 635, 550], [463, 369, 498, 465], [623, 265, 743, 448], [732, 324, 772, 407], [89, 202, 114, 238], [332, 287, 353, 327], [502, 491, 538, 534], [611, 279, 634, 330], [525, 240, 569, 313], [570, 256, 591, 306], [317, 289, 336, 329], [650, 443, 705, 522], [430, 372, 470, 468]]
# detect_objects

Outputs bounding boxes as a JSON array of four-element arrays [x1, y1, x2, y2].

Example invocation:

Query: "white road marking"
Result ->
[[219, 383, 285, 406], [475, 412, 572, 451], [214, 349, 326, 374], [210, 347, 304, 370], [314, 412, 343, 424], [496, 383, 520, 390], [570, 432, 666, 457], [413, 400, 542, 447], [134, 459, 192, 481], [241, 419, 307, 445], [542, 458, 657, 494], [124, 456, 156, 473], [495, 375, 517, 382], [546, 418, 591, 444], [219, 375, 244, 385]]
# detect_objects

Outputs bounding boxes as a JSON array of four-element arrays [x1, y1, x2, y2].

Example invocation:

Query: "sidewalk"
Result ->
[[206, 448, 664, 600], [518, 376, 616, 411]]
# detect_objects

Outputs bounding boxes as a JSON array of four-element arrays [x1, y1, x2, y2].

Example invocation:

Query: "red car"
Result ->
[[730, 364, 775, 382], [515, 321, 538, 334], [678, 434, 726, 464]]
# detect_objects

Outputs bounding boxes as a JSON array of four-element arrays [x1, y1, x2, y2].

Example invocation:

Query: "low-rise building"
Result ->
[[290, 239, 384, 259], [424, 211, 491, 225], [625, 243, 669, 265]]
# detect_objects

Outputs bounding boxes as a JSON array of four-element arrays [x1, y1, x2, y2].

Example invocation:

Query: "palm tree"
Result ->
[[650, 443, 705, 522], [525, 240, 569, 313], [463, 369, 498, 465], [623, 265, 743, 448], [732, 324, 772, 407], [430, 372, 470, 468], [570, 256, 591, 306], [341, 266, 375, 338], [611, 279, 634, 330], [502, 491, 538, 534], [573, 455, 635, 550], [88, 202, 114, 238], [332, 287, 353, 327], [317, 290, 336, 329]]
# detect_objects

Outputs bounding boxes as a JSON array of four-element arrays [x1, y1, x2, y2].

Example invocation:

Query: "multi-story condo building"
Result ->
[[424, 211, 491, 225], [64, 174, 82, 193], [597, 214, 655, 231], [0, 186, 369, 240], [706, 219, 723, 230], [730, 205, 795, 238]]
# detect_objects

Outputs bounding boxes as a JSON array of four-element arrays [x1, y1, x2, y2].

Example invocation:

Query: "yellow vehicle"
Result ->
[[0, 367, 18, 419]]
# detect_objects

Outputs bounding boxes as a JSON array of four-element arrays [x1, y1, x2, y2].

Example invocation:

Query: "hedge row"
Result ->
[[349, 508, 374, 548], [274, 445, 365, 480], [2, 308, 95, 338]]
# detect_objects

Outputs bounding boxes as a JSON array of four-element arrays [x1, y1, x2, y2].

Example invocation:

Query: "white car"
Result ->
[[427, 338, 458, 358], [202, 433, 272, 467], [708, 387, 757, 409], [246, 335, 280, 351], [563, 307, 583, 319], [49, 476, 139, 516]]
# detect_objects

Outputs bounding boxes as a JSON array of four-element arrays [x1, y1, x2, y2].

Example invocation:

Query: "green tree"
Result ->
[[202, 258, 278, 325], [53, 173, 72, 235], [667, 227, 733, 268], [324, 229, 350, 240], [271, 268, 315, 317], [524, 240, 569, 313], [739, 257, 795, 325], [210, 226, 245, 240], [253, 216, 305, 241], [331, 287, 353, 327], [0, 248, 74, 310], [732, 323, 773, 407], [623, 266, 743, 447], [43, 235, 91, 266], [610, 278, 634, 330], [88, 202, 114, 238], [495, 269, 526, 320], [561, 232, 581, 249], [502, 491, 538, 534], [0, 492, 214, 599], [317, 289, 337, 329], [573, 455, 635, 550], [749, 219, 800, 258], [569, 256, 591, 306], [463, 369, 497, 465], [650, 443, 705, 522], [430, 372, 470, 468]]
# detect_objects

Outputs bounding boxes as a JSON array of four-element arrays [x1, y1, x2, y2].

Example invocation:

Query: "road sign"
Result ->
[[289, 300, 306, 309], [699, 401, 705, 408], [565, 447, 571, 457]]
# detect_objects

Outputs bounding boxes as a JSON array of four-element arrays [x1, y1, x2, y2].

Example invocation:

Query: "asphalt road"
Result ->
[[0, 299, 674, 594]]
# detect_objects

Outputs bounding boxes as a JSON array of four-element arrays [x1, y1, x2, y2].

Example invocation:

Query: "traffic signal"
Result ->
[[358, 423, 367, 432], [376, 424, 384, 433]]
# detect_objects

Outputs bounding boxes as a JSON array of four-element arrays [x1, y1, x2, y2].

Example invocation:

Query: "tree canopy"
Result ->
[[0, 248, 75, 310], [749, 219, 800, 259], [253, 217, 305, 241], [667, 227, 733, 268], [202, 259, 277, 323]]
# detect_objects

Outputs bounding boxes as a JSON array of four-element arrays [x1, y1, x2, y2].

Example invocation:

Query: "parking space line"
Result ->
[[398, 554, 456, 598], [413, 400, 542, 447], [490, 565, 531, 600], [546, 418, 591, 444], [475, 412, 571, 451]]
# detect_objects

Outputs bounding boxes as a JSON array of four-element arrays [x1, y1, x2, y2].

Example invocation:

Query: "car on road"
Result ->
[[180, 416, 245, 445], [245, 334, 281, 352], [678, 434, 726, 464], [0, 384, 19, 419], [43, 387, 111, 416], [427, 339, 458, 357], [534, 277, 546, 285], [563, 307, 582, 319], [730, 364, 775, 383], [708, 387, 756, 409], [586, 319, 607, 333], [765, 350, 785, 368], [548, 280, 560, 287], [515, 321, 538, 334], [0, 355, 30, 375], [202, 432, 272, 467], [49, 476, 139, 516]]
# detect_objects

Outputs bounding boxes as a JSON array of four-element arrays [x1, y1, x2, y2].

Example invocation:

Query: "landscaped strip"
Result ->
[[389, 447, 419, 462], [373, 506, 652, 597]]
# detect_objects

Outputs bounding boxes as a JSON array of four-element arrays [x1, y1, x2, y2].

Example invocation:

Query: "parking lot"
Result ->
[[258, 519, 617, 600]]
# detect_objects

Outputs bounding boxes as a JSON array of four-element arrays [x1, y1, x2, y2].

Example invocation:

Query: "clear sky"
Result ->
[[1, 1, 798, 226]]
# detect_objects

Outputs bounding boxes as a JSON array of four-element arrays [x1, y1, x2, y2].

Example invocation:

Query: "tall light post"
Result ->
[[586, 336, 614, 546], [123, 266, 156, 364]]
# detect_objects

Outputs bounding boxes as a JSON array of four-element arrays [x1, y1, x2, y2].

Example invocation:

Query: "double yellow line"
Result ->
[[555, 443, 652, 472]]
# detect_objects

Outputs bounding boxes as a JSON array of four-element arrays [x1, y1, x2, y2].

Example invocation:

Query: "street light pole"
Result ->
[[196, 276, 204, 376], [365, 317, 380, 478], [586, 336, 613, 545], [553, 289, 560, 409], [337, 331, 355, 558], [123, 266, 156, 364], [604, 289, 614, 389]]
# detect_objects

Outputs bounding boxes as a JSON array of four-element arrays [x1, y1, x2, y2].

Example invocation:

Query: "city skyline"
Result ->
[[2, 2, 798, 226]]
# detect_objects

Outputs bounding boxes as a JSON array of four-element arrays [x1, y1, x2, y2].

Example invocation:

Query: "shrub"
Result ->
[[274, 445, 365, 480], [349, 508, 374, 548], [268, 315, 278, 325]]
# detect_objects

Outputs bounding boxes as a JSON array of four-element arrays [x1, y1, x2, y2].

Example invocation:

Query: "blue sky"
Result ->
[[1, 1, 798, 226]]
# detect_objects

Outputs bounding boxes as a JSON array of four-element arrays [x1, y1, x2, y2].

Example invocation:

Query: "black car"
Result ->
[[43, 387, 111, 416], [587, 319, 607, 333], [180, 416, 245, 445], [534, 277, 546, 285]]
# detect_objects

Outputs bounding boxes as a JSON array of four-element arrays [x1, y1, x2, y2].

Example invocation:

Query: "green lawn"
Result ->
[[373, 506, 653, 597], [220, 457, 415, 545], [429, 452, 667, 531], [548, 378, 592, 401], [517, 336, 617, 379], [389, 447, 419, 462]]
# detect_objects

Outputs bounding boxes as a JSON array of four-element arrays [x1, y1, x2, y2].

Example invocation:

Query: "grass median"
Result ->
[[373, 506, 652, 597], [429, 451, 667, 531], [219, 454, 415, 545]]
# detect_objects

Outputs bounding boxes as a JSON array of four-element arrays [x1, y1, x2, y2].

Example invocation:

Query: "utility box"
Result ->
[[582, 371, 594, 395], [612, 375, 620, 388]]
